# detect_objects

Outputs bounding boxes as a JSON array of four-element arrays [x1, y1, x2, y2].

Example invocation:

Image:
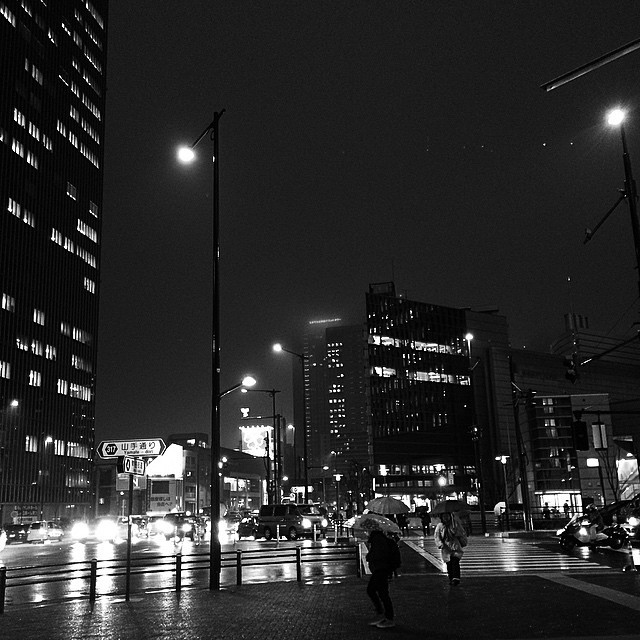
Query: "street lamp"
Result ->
[[178, 109, 225, 591], [606, 108, 640, 300], [273, 343, 310, 502], [495, 455, 510, 531], [241, 387, 282, 503], [220, 376, 256, 398]]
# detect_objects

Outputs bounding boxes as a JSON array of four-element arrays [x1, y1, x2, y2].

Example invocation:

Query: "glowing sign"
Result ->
[[239, 425, 273, 458]]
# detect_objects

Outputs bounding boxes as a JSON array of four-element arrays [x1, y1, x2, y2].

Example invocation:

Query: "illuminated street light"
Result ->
[[272, 342, 310, 502], [607, 108, 625, 126], [220, 376, 256, 398], [178, 109, 225, 591]]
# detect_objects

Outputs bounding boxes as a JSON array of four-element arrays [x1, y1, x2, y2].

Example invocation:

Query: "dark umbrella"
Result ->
[[431, 500, 470, 515]]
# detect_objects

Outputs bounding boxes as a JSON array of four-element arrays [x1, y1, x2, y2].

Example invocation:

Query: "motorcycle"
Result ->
[[557, 514, 628, 551]]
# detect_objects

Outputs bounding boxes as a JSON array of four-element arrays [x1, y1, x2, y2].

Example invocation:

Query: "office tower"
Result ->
[[0, 0, 108, 523], [366, 282, 476, 499]]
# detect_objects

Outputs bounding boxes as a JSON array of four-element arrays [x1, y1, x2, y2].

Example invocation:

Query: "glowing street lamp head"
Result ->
[[241, 376, 256, 388], [465, 333, 474, 342], [272, 343, 283, 353], [177, 145, 196, 163], [607, 109, 626, 126]]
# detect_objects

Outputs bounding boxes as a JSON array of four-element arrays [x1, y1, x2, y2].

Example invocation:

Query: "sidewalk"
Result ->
[[3, 571, 640, 639]]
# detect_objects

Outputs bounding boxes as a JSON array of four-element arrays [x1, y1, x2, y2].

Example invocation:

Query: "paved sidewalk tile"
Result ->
[[2, 573, 640, 639]]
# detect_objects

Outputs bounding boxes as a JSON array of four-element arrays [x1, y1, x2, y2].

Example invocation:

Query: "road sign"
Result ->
[[118, 456, 146, 476], [97, 438, 166, 459]]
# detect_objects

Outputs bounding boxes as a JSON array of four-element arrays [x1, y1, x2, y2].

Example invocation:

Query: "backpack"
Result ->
[[387, 536, 402, 569]]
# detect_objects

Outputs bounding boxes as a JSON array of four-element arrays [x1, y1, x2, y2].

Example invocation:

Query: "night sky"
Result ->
[[96, 1, 640, 449]]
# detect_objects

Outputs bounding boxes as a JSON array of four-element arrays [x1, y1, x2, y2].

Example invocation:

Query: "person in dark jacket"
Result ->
[[365, 530, 396, 629]]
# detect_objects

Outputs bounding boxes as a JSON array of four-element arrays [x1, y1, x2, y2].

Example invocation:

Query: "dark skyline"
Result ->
[[96, 2, 640, 449]]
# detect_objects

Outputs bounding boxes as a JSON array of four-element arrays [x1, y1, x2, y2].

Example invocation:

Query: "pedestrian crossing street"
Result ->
[[403, 536, 617, 576]]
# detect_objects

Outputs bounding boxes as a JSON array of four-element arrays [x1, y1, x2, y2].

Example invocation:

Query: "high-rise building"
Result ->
[[366, 283, 477, 502], [0, 0, 108, 524]]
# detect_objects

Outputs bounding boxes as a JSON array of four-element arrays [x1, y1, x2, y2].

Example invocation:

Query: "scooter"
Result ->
[[557, 514, 628, 551]]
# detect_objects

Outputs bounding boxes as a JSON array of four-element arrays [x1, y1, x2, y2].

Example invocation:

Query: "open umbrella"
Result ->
[[346, 513, 401, 538], [366, 496, 410, 515], [431, 499, 470, 515]]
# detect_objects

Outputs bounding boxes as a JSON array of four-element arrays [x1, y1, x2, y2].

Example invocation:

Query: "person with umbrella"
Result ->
[[434, 509, 468, 586], [365, 529, 400, 629]]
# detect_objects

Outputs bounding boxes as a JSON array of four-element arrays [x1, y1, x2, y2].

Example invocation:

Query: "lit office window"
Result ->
[[2, 293, 15, 312], [13, 108, 26, 127], [0, 360, 10, 379], [83, 277, 95, 293], [89, 201, 99, 218], [66, 182, 77, 200], [12, 139, 24, 157], [57, 378, 68, 395], [60, 321, 71, 336], [45, 345, 56, 360], [1, 3, 16, 26], [33, 308, 45, 325], [29, 370, 41, 386], [16, 336, 29, 351], [28, 122, 40, 140], [31, 339, 43, 356], [27, 150, 38, 168], [25, 435, 38, 452]]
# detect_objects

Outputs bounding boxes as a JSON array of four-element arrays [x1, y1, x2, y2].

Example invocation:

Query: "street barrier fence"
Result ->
[[0, 543, 358, 613]]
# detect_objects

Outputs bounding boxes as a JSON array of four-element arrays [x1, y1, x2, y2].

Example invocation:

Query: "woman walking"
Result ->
[[434, 512, 467, 585]]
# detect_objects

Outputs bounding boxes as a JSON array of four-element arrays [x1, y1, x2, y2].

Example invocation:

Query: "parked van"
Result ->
[[257, 504, 328, 540]]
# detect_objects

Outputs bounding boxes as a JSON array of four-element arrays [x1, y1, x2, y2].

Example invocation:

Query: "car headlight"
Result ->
[[158, 521, 174, 535], [71, 522, 89, 539], [629, 517, 640, 527], [556, 528, 565, 536], [321, 518, 328, 528], [182, 523, 192, 532], [96, 520, 118, 541], [578, 527, 588, 537], [302, 518, 312, 529]]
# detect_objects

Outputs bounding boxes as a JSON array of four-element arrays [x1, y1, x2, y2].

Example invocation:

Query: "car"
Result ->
[[4, 522, 30, 544], [257, 503, 329, 541], [71, 517, 132, 543], [27, 520, 64, 543], [158, 512, 196, 541]]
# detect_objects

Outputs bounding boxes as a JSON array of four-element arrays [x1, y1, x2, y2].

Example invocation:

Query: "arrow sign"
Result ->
[[97, 438, 166, 459], [118, 456, 146, 476]]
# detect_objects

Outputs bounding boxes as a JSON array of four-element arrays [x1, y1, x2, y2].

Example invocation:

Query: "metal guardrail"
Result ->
[[0, 543, 360, 613]]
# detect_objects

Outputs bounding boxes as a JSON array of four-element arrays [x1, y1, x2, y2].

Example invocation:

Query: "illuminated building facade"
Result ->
[[366, 283, 477, 502], [0, 0, 107, 524]]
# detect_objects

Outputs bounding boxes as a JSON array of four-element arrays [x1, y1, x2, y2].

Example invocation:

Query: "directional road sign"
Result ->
[[97, 438, 166, 459], [118, 456, 146, 476]]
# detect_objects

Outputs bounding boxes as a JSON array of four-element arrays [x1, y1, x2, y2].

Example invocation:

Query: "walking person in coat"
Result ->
[[365, 530, 399, 628], [434, 512, 467, 585]]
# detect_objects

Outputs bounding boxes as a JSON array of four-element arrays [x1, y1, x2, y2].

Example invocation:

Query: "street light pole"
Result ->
[[178, 109, 225, 591], [616, 117, 640, 300], [495, 455, 510, 531], [273, 343, 310, 503]]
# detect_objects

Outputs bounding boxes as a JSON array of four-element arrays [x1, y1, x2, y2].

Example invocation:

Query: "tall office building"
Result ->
[[0, 1, 108, 524], [366, 283, 476, 501]]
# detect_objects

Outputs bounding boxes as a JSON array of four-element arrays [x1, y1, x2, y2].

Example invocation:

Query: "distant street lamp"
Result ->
[[177, 110, 225, 591], [241, 387, 282, 503], [606, 108, 640, 300], [273, 343, 310, 502], [495, 455, 510, 531]]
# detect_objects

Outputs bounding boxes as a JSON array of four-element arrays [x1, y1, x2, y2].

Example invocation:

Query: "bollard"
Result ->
[[89, 558, 97, 611], [356, 543, 362, 578], [296, 547, 302, 582], [624, 541, 639, 572], [0, 566, 6, 615], [175, 553, 182, 593], [312, 523, 317, 542], [333, 522, 338, 542], [276, 524, 280, 545], [236, 549, 243, 585]]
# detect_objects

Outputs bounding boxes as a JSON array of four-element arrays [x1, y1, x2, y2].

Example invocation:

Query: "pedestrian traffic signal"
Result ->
[[564, 353, 580, 384], [572, 420, 590, 451]]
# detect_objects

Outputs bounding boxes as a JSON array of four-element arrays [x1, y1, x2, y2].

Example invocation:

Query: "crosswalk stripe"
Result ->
[[403, 537, 612, 575]]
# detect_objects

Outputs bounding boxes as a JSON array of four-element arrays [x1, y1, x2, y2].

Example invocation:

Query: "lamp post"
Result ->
[[241, 388, 281, 503], [273, 343, 310, 503], [178, 110, 225, 590], [287, 424, 297, 480], [606, 108, 640, 300], [495, 455, 510, 531], [334, 473, 342, 514], [40, 435, 53, 520]]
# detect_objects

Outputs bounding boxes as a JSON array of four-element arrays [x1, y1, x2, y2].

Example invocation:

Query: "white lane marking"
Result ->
[[403, 540, 444, 571], [540, 573, 640, 612]]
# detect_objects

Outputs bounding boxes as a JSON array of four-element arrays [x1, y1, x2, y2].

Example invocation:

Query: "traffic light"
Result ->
[[572, 419, 590, 451], [563, 352, 580, 384]]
